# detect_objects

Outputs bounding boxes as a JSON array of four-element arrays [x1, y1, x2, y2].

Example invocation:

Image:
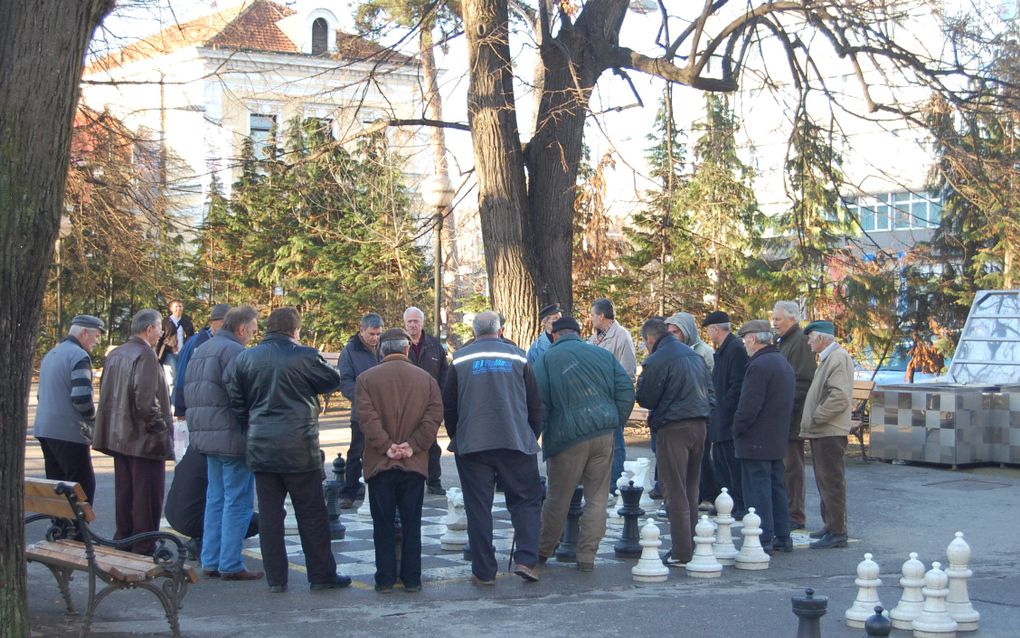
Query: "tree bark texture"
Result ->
[[0, 0, 111, 633], [463, 0, 541, 342]]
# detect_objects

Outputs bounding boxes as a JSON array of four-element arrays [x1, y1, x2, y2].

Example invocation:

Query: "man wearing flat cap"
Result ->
[[34, 315, 106, 504], [703, 310, 748, 518], [534, 316, 634, 571], [732, 320, 795, 554], [527, 303, 562, 365], [356, 328, 443, 592], [800, 320, 853, 549], [173, 303, 231, 420]]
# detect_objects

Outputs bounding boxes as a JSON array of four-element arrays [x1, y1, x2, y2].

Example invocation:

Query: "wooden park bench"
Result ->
[[24, 477, 197, 638], [849, 379, 877, 459]]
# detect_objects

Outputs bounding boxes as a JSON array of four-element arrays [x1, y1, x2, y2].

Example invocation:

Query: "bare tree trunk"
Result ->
[[463, 0, 541, 342], [0, 1, 111, 632]]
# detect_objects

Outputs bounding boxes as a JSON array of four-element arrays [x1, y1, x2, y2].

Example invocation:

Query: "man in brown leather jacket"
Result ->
[[94, 309, 174, 554]]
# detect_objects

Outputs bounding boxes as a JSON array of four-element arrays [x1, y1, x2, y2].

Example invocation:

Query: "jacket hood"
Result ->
[[668, 312, 704, 348]]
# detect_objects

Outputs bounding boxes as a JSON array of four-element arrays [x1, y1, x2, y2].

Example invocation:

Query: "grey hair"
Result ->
[[223, 306, 258, 333], [749, 331, 774, 346], [715, 322, 731, 332], [68, 324, 96, 339], [811, 331, 836, 345], [403, 306, 425, 322], [380, 338, 410, 356], [473, 311, 501, 337], [772, 301, 801, 321], [130, 309, 161, 335], [591, 298, 615, 320], [360, 313, 383, 330]]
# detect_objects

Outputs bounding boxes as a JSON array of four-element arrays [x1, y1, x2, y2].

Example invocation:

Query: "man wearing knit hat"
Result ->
[[800, 320, 853, 549], [527, 303, 562, 364], [535, 316, 634, 571], [356, 328, 443, 592]]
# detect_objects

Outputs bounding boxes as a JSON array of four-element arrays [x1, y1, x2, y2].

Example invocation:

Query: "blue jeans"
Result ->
[[368, 469, 425, 588], [202, 454, 255, 574], [740, 458, 790, 545], [611, 425, 626, 493]]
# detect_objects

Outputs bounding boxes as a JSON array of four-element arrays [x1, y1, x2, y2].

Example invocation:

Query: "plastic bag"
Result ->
[[173, 419, 189, 463]]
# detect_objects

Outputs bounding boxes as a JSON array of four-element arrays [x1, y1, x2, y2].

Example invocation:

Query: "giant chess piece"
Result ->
[[283, 496, 299, 535], [613, 481, 645, 558], [686, 515, 723, 578], [322, 473, 347, 540], [357, 477, 372, 520], [712, 487, 738, 565], [865, 605, 893, 637], [891, 553, 926, 630], [945, 531, 980, 632], [624, 458, 655, 510], [631, 518, 668, 583], [440, 487, 468, 551], [555, 485, 584, 562], [734, 507, 769, 570], [791, 588, 827, 638], [846, 553, 883, 628], [911, 561, 958, 638], [606, 475, 629, 527]]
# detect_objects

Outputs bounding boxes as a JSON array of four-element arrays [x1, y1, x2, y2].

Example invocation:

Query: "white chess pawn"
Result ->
[[912, 561, 959, 638], [945, 531, 980, 631], [686, 515, 723, 578], [440, 487, 468, 550], [606, 475, 628, 526], [734, 507, 769, 570], [631, 458, 654, 510], [712, 488, 738, 565], [631, 518, 668, 582], [891, 552, 926, 630], [845, 553, 883, 628], [357, 477, 372, 519]]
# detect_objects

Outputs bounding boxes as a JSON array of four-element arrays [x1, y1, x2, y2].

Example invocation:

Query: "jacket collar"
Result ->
[[651, 332, 679, 354], [550, 333, 581, 347], [262, 332, 295, 345], [128, 335, 153, 349], [716, 331, 739, 355], [382, 353, 410, 363], [749, 343, 779, 361], [62, 335, 86, 349], [779, 324, 802, 341], [216, 330, 244, 346]]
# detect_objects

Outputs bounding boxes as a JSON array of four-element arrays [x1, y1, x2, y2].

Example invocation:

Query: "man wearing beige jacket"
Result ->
[[799, 320, 853, 549]]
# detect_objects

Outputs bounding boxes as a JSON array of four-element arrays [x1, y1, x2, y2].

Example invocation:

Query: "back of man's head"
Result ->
[[267, 307, 301, 335], [641, 317, 669, 342], [131, 309, 161, 336], [223, 306, 258, 333], [473, 311, 501, 337]]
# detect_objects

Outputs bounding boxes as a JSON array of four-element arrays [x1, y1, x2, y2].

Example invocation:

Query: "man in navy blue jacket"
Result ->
[[338, 313, 383, 507], [703, 311, 748, 518], [731, 320, 796, 554]]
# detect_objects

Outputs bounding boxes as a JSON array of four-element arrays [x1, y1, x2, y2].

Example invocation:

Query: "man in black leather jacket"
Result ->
[[635, 318, 714, 567], [227, 307, 350, 593]]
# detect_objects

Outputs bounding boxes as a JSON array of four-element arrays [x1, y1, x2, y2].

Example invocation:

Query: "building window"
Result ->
[[249, 113, 276, 160], [848, 191, 942, 233], [312, 18, 329, 55]]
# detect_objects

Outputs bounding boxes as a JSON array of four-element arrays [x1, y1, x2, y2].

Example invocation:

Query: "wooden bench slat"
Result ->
[[24, 478, 96, 522], [25, 478, 87, 502], [29, 540, 163, 581]]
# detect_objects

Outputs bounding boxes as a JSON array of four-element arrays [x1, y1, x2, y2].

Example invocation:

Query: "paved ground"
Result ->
[[24, 408, 1020, 637]]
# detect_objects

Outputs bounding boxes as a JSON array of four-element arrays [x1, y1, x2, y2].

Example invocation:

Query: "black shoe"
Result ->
[[375, 584, 394, 594], [339, 497, 355, 509], [649, 487, 663, 500], [772, 536, 794, 553], [310, 573, 353, 590], [268, 584, 287, 593], [809, 532, 848, 549], [808, 528, 827, 540], [427, 484, 447, 496], [661, 551, 686, 568]]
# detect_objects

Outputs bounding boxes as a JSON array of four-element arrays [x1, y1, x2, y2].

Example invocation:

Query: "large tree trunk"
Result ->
[[463, 0, 541, 342], [0, 0, 111, 632]]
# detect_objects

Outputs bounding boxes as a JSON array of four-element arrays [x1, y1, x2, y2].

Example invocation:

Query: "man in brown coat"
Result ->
[[356, 328, 443, 593], [94, 309, 173, 554]]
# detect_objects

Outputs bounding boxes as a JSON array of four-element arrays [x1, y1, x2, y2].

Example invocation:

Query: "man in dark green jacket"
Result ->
[[771, 301, 816, 530], [535, 316, 635, 571]]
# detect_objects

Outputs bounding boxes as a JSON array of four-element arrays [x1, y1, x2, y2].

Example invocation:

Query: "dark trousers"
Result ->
[[711, 439, 744, 516], [455, 449, 542, 581], [427, 440, 443, 487], [341, 420, 366, 499], [740, 458, 790, 545], [699, 436, 720, 504], [368, 469, 425, 588], [112, 453, 165, 554], [809, 436, 848, 535], [39, 437, 96, 505], [255, 470, 337, 587], [657, 420, 705, 563], [785, 439, 807, 527]]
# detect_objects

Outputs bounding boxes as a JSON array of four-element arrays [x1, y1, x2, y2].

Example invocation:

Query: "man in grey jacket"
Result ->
[[185, 306, 261, 580], [588, 298, 637, 492]]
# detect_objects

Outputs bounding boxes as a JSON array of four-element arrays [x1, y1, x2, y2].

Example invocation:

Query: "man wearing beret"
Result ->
[[34, 315, 106, 505], [703, 310, 748, 518], [534, 316, 634, 571], [731, 320, 795, 553], [800, 320, 853, 549], [356, 328, 443, 592], [527, 303, 562, 365]]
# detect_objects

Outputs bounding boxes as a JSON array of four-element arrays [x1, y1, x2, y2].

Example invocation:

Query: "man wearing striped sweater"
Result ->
[[34, 315, 105, 504]]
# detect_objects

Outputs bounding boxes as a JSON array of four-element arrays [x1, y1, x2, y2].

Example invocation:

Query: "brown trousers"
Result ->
[[538, 432, 614, 565], [657, 420, 705, 563], [112, 453, 166, 554], [809, 436, 848, 535], [784, 439, 806, 528]]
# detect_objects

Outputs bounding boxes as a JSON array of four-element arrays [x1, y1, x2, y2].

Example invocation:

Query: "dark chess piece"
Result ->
[[791, 588, 828, 638], [332, 453, 346, 482], [865, 606, 892, 637], [322, 457, 346, 540], [613, 481, 645, 558], [555, 485, 584, 562]]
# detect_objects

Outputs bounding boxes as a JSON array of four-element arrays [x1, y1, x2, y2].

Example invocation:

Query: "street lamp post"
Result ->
[[421, 173, 455, 339]]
